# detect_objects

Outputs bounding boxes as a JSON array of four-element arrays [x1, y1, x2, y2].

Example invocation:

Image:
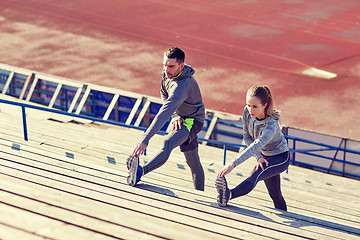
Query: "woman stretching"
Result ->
[[216, 85, 290, 210]]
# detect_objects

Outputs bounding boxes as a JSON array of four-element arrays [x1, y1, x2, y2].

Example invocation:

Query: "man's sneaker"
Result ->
[[127, 155, 143, 186], [126, 154, 134, 170], [215, 177, 231, 207]]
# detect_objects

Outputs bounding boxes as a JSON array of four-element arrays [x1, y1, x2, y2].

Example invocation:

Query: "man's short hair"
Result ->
[[164, 47, 185, 63]]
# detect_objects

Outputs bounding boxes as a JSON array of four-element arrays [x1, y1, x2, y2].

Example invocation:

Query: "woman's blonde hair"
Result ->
[[247, 85, 279, 117]]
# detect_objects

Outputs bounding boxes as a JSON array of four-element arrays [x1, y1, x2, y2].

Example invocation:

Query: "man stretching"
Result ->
[[127, 46, 205, 191]]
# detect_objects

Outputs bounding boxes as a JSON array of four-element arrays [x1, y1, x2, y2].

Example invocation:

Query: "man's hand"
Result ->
[[254, 156, 269, 171], [217, 162, 235, 177], [171, 119, 185, 131], [132, 143, 147, 157]]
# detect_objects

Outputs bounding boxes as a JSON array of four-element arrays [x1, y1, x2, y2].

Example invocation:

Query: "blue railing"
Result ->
[[0, 98, 150, 139], [1, 98, 359, 179], [0, 98, 245, 164], [286, 136, 360, 178]]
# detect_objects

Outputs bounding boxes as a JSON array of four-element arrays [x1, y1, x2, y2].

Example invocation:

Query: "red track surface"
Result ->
[[1, 0, 360, 140]]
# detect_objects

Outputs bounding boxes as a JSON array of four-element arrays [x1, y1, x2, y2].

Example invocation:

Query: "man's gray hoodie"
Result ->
[[232, 106, 289, 166], [140, 65, 205, 146]]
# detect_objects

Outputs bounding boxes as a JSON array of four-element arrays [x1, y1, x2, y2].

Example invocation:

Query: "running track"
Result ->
[[1, 0, 360, 140]]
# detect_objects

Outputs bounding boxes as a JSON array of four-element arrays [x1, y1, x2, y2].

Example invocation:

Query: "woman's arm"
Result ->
[[242, 107, 254, 146], [232, 119, 277, 166]]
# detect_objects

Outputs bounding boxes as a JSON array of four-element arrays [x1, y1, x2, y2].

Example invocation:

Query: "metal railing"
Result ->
[[0, 98, 246, 163], [1, 98, 360, 179], [286, 135, 360, 178]]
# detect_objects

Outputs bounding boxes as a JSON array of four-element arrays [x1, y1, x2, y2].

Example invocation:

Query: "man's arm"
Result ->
[[136, 81, 188, 152], [160, 77, 168, 104], [132, 143, 147, 156]]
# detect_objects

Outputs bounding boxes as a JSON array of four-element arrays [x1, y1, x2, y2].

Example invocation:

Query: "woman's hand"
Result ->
[[254, 156, 269, 171], [217, 162, 235, 177]]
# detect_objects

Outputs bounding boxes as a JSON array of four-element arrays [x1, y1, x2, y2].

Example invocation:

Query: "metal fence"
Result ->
[[1, 63, 360, 180], [1, 98, 359, 180]]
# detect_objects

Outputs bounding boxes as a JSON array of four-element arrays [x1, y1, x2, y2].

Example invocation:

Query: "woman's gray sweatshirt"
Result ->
[[232, 106, 289, 166], [139, 65, 205, 146]]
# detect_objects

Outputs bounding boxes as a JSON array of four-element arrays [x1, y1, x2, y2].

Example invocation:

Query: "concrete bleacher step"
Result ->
[[0, 135, 360, 240], [1, 102, 360, 239], [0, 149, 300, 239], [3, 139, 360, 236], [0, 221, 51, 240], [0, 148, 344, 240]]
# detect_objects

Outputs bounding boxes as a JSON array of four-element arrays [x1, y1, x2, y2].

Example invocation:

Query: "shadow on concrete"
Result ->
[[137, 183, 178, 197]]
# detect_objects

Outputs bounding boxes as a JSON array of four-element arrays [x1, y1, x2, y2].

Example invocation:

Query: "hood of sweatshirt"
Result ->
[[173, 65, 195, 80]]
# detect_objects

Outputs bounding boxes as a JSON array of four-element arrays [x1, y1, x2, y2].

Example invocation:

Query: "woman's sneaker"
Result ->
[[215, 177, 231, 207], [127, 155, 143, 186]]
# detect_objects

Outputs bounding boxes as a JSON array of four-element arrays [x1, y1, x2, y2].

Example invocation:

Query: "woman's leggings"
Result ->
[[230, 151, 290, 210], [142, 125, 205, 190]]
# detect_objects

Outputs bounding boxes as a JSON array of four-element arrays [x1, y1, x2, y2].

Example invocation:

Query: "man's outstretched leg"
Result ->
[[142, 126, 189, 174], [183, 148, 205, 191], [127, 126, 189, 186]]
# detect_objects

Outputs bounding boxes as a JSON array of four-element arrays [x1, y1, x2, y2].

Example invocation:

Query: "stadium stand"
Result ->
[[1, 63, 360, 180]]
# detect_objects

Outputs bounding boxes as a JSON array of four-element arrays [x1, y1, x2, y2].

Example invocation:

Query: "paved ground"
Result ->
[[1, 0, 360, 140]]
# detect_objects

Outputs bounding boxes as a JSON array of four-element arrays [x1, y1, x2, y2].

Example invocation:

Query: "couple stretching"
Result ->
[[126, 47, 290, 211]]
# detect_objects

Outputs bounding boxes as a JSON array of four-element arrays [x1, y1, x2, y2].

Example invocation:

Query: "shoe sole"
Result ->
[[126, 155, 133, 170], [127, 155, 138, 186], [215, 177, 228, 207]]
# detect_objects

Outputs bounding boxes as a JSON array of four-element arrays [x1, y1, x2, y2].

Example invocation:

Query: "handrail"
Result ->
[[286, 134, 360, 179], [0, 98, 149, 135], [286, 135, 360, 155], [0, 98, 246, 164], [1, 98, 359, 179]]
